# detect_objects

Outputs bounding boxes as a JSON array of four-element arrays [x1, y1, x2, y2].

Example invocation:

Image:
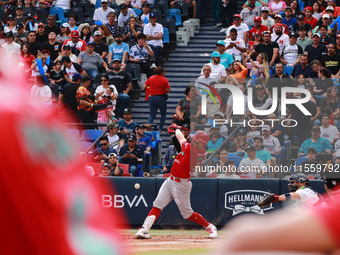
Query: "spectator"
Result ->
[[266, 62, 291, 93], [181, 123, 191, 141], [292, 15, 312, 36], [23, 0, 35, 17], [24, 14, 37, 32], [268, 0, 287, 16], [225, 14, 249, 44], [63, 30, 87, 56], [320, 43, 340, 75], [317, 24, 334, 45], [207, 126, 224, 165], [250, 84, 269, 108], [240, 0, 261, 27], [30, 75, 52, 104], [314, 67, 334, 96], [215, 148, 229, 171], [308, 59, 326, 79], [320, 113, 338, 145], [288, 0, 302, 18], [244, 136, 272, 167], [238, 145, 265, 178], [304, 6, 318, 28], [35, 23, 48, 44], [108, 33, 129, 68], [67, 15, 77, 32], [299, 147, 316, 173], [200, 52, 226, 83], [143, 66, 170, 131], [260, 6, 275, 29], [304, 33, 327, 63], [267, 112, 285, 145], [225, 85, 248, 123], [247, 119, 261, 139], [78, 23, 93, 43], [271, 23, 289, 55], [53, 0, 70, 15], [107, 59, 132, 118], [305, 84, 323, 126], [321, 0, 340, 17], [117, 108, 138, 139], [93, 30, 109, 60], [282, 7, 298, 31], [325, 87, 339, 115], [297, 25, 313, 51], [262, 124, 281, 173], [14, 23, 28, 46], [229, 60, 248, 84], [93, 0, 115, 26], [108, 153, 123, 176], [290, 53, 312, 78], [313, 14, 333, 36], [20, 42, 35, 78], [131, 0, 153, 9], [77, 42, 110, 78], [106, 122, 124, 152], [57, 23, 71, 44], [27, 31, 41, 57], [58, 72, 81, 118], [225, 28, 246, 61], [195, 64, 218, 96], [161, 145, 177, 174], [123, 16, 142, 47], [118, 4, 137, 27], [140, 2, 151, 27], [251, 30, 279, 69], [129, 33, 154, 78], [136, 124, 152, 155], [249, 16, 269, 41], [3, 31, 20, 55], [48, 60, 65, 89], [41, 32, 62, 61], [4, 15, 17, 34], [217, 160, 240, 179], [98, 163, 112, 176], [62, 55, 86, 83], [94, 136, 118, 163], [247, 31, 262, 56], [143, 12, 163, 64], [298, 125, 332, 156], [214, 40, 233, 69], [269, 14, 290, 34], [45, 15, 61, 36], [105, 11, 122, 38], [96, 87, 116, 130], [55, 44, 78, 63], [118, 133, 144, 176], [203, 83, 222, 123], [100, 25, 116, 49], [229, 129, 250, 157], [31, 51, 49, 78], [312, 1, 322, 20], [243, 53, 269, 85]]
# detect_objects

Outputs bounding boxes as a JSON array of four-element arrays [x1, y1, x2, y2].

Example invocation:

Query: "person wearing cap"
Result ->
[[108, 33, 129, 67], [322, 0, 340, 18], [77, 41, 110, 78], [131, 0, 153, 9], [92, 30, 109, 60], [269, 14, 290, 35], [320, 43, 340, 75], [215, 40, 233, 69], [298, 125, 332, 157], [260, 6, 275, 28], [45, 14, 61, 36], [271, 23, 290, 55], [22, 0, 35, 17], [304, 6, 318, 28], [240, 0, 262, 27], [140, 2, 151, 26], [118, 3, 137, 27], [282, 7, 298, 31], [281, 32, 303, 67], [238, 145, 266, 178], [62, 30, 87, 55], [268, 0, 287, 16], [297, 25, 313, 51], [229, 129, 251, 157], [143, 12, 163, 64], [245, 136, 272, 166], [93, 0, 115, 26], [117, 108, 138, 138], [55, 44, 78, 63], [312, 14, 332, 35], [13, 22, 28, 46], [106, 122, 124, 152], [118, 133, 144, 176], [225, 28, 246, 62], [135, 124, 152, 155], [62, 55, 86, 83], [4, 15, 17, 34], [305, 33, 327, 62], [36, 23, 48, 44], [78, 23, 93, 44], [252, 83, 270, 107], [3, 31, 20, 55], [249, 16, 269, 41], [292, 15, 312, 37], [40, 31, 62, 61], [225, 14, 249, 44], [200, 51, 226, 83], [58, 72, 82, 118], [108, 153, 124, 176], [15, 6, 26, 24], [57, 23, 71, 44]]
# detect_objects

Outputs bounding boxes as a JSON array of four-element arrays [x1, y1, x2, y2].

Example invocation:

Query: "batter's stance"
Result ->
[[135, 127, 218, 239]]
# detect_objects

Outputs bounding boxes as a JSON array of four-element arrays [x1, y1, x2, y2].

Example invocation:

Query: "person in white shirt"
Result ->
[[217, 161, 241, 179], [224, 28, 246, 61], [271, 23, 289, 55], [143, 12, 163, 64], [30, 75, 52, 105], [226, 14, 249, 44], [3, 31, 20, 55], [281, 32, 303, 66], [238, 145, 265, 178], [93, 0, 115, 26], [262, 124, 280, 176], [200, 51, 226, 83], [118, 4, 137, 27], [320, 114, 339, 145], [260, 6, 275, 28], [195, 65, 218, 96]]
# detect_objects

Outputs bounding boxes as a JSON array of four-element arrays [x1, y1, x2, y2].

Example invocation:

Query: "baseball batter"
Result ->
[[258, 174, 320, 207], [135, 128, 218, 239]]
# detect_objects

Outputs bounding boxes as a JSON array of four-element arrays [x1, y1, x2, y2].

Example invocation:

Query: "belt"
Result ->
[[170, 175, 190, 182]]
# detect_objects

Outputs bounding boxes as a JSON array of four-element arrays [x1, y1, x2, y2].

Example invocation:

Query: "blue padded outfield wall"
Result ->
[[98, 177, 326, 227]]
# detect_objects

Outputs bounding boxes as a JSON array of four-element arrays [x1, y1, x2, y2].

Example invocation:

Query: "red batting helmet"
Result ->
[[191, 131, 209, 146]]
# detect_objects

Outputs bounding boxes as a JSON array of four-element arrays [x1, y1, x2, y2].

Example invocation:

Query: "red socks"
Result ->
[[148, 207, 161, 220], [187, 212, 210, 228]]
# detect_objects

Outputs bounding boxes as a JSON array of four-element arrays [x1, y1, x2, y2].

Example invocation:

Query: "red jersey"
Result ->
[[249, 25, 268, 41], [145, 74, 170, 96], [63, 39, 87, 52], [171, 141, 206, 179], [269, 23, 290, 35], [305, 17, 318, 29]]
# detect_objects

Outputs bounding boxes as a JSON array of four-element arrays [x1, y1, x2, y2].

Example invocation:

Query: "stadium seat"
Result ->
[[95, 0, 102, 9], [88, 163, 101, 174], [155, 0, 168, 17], [35, 7, 47, 23], [165, 9, 182, 26], [76, 0, 93, 17], [283, 65, 294, 76], [227, 156, 243, 168], [69, 7, 84, 24], [150, 8, 162, 21], [49, 7, 65, 22], [65, 129, 80, 138], [81, 129, 103, 142], [94, 73, 104, 85], [82, 17, 95, 25], [133, 8, 143, 17], [162, 27, 170, 44], [78, 141, 94, 151], [173, 1, 189, 19], [125, 63, 141, 81], [120, 163, 132, 176], [295, 157, 307, 167], [161, 18, 176, 34]]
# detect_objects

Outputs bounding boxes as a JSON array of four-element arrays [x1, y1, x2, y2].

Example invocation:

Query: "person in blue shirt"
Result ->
[[282, 7, 298, 31], [244, 136, 272, 167], [298, 125, 333, 157], [213, 40, 234, 69], [117, 108, 138, 140], [107, 33, 129, 69], [136, 124, 152, 153], [118, 133, 145, 176], [93, 136, 118, 163]]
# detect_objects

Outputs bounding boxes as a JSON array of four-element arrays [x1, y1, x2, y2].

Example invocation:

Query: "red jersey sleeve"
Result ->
[[80, 40, 86, 52]]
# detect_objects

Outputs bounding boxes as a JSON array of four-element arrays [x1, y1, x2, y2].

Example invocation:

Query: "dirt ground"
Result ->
[[122, 230, 220, 254]]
